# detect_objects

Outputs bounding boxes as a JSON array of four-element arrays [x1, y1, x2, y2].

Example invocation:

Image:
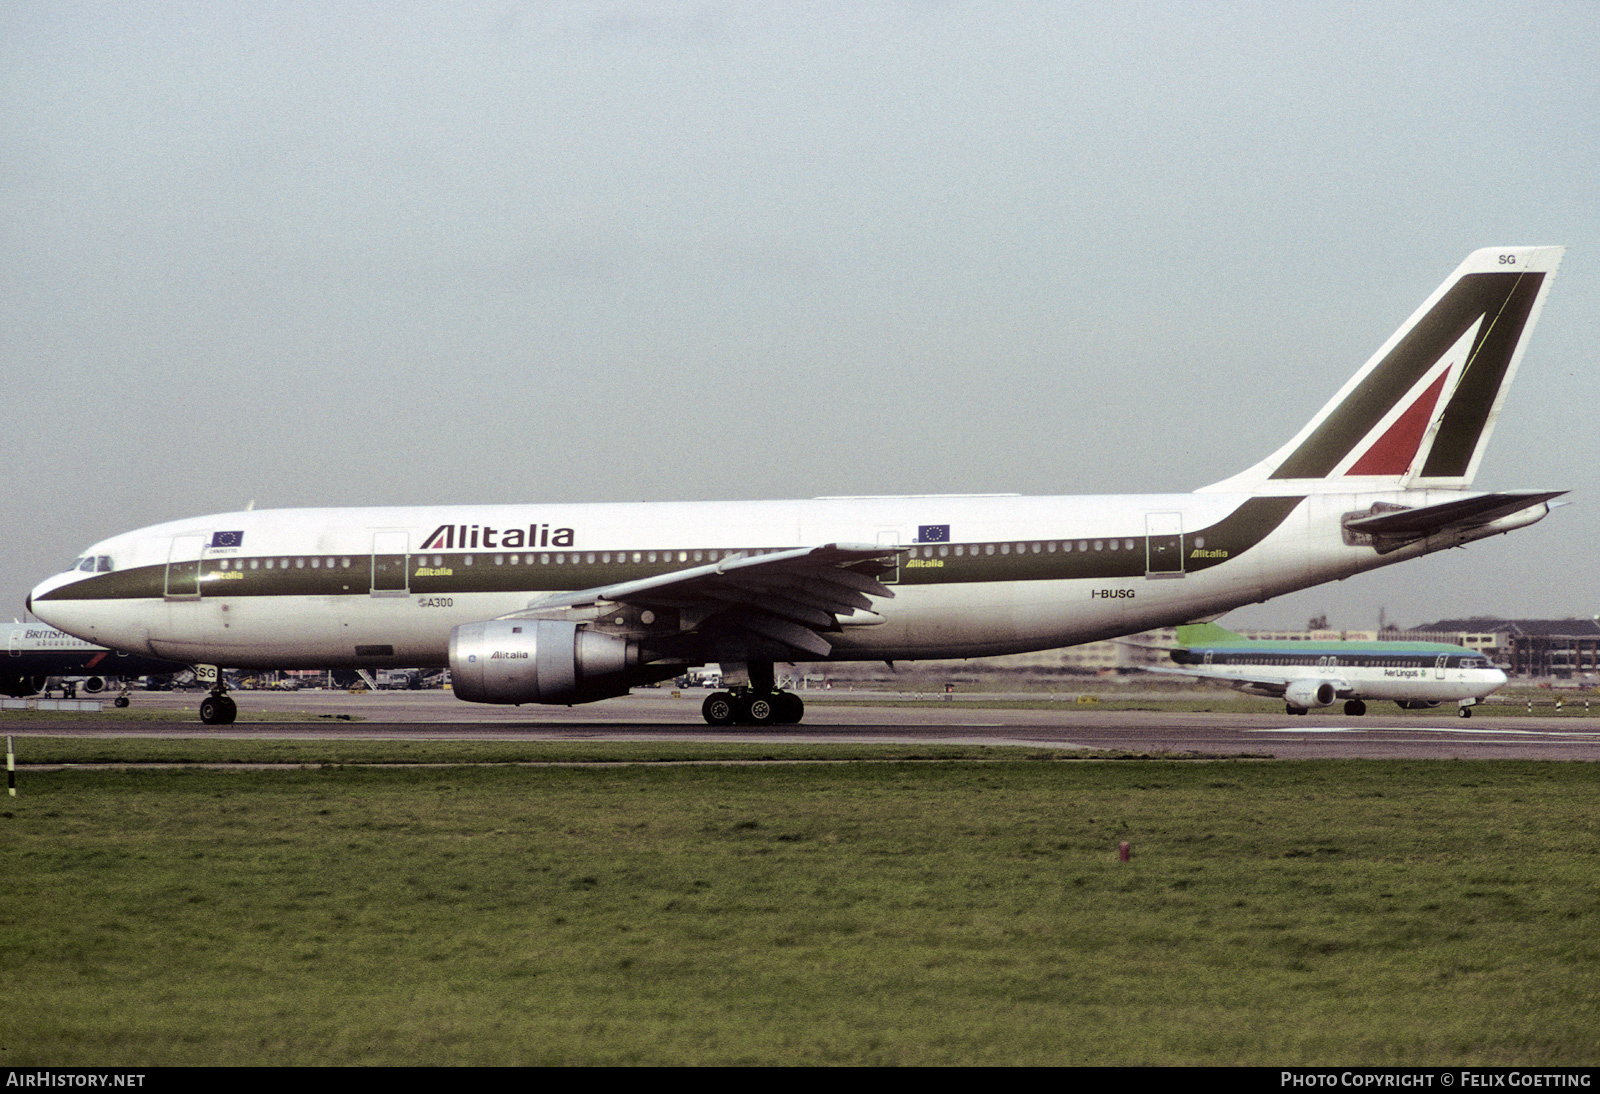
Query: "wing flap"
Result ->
[[503, 542, 904, 657]]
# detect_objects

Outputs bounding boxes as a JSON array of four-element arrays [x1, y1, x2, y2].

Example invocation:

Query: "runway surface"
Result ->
[[8, 688, 1600, 759]]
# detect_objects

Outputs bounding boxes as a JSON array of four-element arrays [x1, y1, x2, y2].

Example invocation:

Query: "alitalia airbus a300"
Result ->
[[29, 247, 1568, 726]]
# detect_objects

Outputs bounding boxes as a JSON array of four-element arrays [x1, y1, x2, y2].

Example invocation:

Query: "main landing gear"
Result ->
[[1344, 699, 1367, 716], [701, 688, 805, 726], [700, 660, 805, 726]]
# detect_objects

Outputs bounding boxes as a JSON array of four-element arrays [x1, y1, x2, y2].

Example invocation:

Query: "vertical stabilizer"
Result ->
[[1201, 247, 1563, 494], [1175, 622, 1249, 647]]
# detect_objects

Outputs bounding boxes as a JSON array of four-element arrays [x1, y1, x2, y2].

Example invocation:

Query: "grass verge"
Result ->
[[3, 755, 1597, 1064]]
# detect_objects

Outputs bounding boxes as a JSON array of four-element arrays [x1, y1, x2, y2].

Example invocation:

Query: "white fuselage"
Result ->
[[26, 488, 1516, 671], [1171, 647, 1508, 704]]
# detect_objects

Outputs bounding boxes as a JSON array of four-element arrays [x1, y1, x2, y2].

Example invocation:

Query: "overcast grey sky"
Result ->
[[4, 1, 1597, 634]]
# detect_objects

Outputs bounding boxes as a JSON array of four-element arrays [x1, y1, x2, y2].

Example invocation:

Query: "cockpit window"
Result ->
[[96, 556, 113, 572], [76, 557, 95, 572]]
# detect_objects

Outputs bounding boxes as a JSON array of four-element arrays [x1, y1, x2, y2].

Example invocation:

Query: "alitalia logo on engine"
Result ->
[[420, 523, 575, 550], [490, 651, 529, 660]]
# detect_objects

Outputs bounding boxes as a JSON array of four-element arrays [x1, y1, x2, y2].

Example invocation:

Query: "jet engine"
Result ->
[[81, 676, 106, 693], [1395, 699, 1442, 710], [449, 619, 639, 705], [0, 675, 48, 698], [1284, 680, 1338, 709]]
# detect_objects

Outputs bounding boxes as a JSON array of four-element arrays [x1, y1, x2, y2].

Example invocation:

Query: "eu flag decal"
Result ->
[[917, 525, 950, 543], [210, 530, 244, 548]]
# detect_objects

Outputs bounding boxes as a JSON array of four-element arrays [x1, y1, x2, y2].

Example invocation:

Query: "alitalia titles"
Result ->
[[420, 523, 575, 551]]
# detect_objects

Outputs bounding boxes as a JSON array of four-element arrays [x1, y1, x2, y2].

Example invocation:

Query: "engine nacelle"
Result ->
[[1395, 699, 1442, 710], [81, 676, 106, 693], [449, 620, 638, 705], [1284, 679, 1338, 709], [0, 675, 47, 698]]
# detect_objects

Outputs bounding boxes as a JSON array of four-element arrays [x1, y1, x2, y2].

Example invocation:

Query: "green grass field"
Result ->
[[3, 744, 1597, 1065]]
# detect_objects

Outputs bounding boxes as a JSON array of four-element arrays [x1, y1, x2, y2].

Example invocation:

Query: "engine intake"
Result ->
[[1284, 679, 1338, 708], [449, 620, 638, 705]]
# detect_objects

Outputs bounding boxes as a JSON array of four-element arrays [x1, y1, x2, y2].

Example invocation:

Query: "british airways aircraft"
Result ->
[[27, 247, 1567, 726], [1153, 623, 1508, 718], [3, 621, 184, 703]]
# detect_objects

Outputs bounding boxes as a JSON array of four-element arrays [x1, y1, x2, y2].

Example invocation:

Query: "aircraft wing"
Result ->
[[1343, 490, 1565, 552], [1147, 665, 1354, 699], [501, 543, 903, 657]]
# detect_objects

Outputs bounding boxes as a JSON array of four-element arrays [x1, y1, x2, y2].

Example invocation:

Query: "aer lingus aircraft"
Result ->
[[28, 247, 1567, 726], [1152, 622, 1508, 718]]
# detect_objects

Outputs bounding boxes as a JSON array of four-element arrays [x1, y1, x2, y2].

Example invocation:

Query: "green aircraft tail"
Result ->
[[1174, 622, 1249, 648]]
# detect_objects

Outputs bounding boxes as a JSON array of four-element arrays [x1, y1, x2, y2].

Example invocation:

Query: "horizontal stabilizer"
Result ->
[[1343, 490, 1565, 542]]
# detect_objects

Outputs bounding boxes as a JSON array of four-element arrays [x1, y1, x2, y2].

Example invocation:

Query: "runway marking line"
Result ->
[[1255, 725, 1600, 738]]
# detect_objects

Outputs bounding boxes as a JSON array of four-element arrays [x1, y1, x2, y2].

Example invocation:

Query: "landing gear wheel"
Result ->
[[1344, 700, 1366, 716], [743, 694, 777, 727], [702, 692, 736, 727], [200, 695, 237, 726], [775, 692, 805, 725], [114, 696, 130, 708], [1458, 706, 1473, 719], [1286, 705, 1308, 716]]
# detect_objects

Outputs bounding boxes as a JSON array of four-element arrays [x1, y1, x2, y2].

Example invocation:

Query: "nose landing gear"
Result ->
[[194, 664, 237, 726], [199, 694, 237, 725]]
